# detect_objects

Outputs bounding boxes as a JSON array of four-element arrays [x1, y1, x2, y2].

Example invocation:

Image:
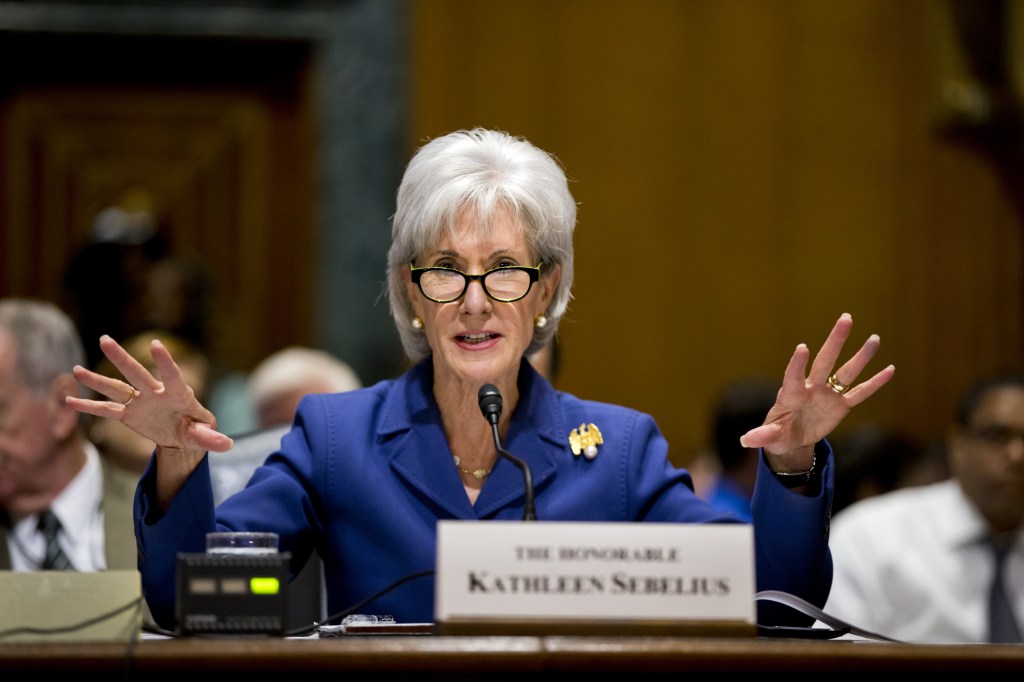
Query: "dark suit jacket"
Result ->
[[0, 452, 139, 570], [137, 358, 833, 630]]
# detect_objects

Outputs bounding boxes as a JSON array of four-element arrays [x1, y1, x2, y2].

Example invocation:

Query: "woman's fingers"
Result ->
[[191, 423, 235, 452], [829, 333, 879, 394], [99, 334, 162, 393], [808, 313, 853, 386], [842, 364, 896, 408], [65, 387, 129, 420], [739, 421, 781, 449], [69, 364, 130, 403], [743, 313, 895, 456], [67, 334, 233, 453], [780, 343, 811, 394], [809, 314, 893, 402], [147, 338, 186, 390]]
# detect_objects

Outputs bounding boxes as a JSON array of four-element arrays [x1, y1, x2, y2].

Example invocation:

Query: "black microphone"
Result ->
[[477, 383, 536, 521]]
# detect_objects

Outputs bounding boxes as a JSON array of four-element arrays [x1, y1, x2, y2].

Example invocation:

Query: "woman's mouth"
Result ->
[[457, 332, 498, 345]]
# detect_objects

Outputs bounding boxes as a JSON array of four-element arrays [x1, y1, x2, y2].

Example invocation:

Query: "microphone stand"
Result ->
[[488, 421, 537, 522], [478, 383, 537, 521]]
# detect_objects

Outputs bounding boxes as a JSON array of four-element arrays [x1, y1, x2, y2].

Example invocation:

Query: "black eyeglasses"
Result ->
[[964, 424, 1024, 448], [409, 263, 542, 303]]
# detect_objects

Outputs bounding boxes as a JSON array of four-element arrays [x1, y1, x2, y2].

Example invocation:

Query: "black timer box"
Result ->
[[176, 552, 291, 636]]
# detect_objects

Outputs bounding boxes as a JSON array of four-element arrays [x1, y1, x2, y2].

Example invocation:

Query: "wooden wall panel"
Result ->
[[0, 5, 408, 422], [412, 0, 1024, 463], [2, 0, 1020, 463]]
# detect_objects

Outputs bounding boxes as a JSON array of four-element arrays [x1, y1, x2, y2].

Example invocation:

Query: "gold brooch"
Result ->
[[569, 423, 603, 460]]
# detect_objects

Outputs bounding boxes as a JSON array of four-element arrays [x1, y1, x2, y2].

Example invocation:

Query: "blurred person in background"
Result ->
[[247, 346, 363, 431], [209, 345, 364, 504], [63, 193, 253, 436], [62, 197, 170, 370], [824, 372, 1024, 643], [0, 298, 137, 572], [692, 376, 780, 522], [831, 423, 948, 515]]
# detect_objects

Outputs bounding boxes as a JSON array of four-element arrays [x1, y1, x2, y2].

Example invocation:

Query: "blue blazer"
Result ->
[[136, 359, 833, 628]]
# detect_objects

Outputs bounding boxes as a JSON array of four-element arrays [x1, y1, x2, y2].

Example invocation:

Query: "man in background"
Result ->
[[824, 372, 1024, 643], [0, 298, 138, 572], [247, 346, 362, 431]]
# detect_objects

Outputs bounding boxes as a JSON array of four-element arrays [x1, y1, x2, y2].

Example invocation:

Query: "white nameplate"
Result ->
[[435, 521, 755, 633]]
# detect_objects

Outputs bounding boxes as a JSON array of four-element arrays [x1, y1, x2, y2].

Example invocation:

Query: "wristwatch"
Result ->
[[768, 448, 820, 488]]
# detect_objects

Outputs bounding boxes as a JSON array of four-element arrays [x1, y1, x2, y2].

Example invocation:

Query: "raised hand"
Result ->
[[739, 313, 895, 471], [66, 334, 233, 455]]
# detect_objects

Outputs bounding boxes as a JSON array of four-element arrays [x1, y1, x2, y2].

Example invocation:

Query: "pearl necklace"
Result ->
[[453, 455, 492, 480]]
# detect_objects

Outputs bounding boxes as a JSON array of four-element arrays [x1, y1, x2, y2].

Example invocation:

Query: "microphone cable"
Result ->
[[754, 590, 903, 642], [285, 568, 435, 637]]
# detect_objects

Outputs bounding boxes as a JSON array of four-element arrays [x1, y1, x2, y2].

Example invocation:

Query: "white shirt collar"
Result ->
[[50, 440, 103, 550], [9, 442, 105, 571]]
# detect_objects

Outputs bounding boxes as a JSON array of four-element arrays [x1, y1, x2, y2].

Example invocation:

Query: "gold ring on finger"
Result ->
[[121, 387, 139, 407], [827, 374, 851, 395]]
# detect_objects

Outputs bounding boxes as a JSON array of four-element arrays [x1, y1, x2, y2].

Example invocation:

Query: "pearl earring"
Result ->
[[411, 316, 424, 330], [535, 314, 548, 329]]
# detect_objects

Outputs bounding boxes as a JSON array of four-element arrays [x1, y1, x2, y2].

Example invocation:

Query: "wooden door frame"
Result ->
[[0, 0, 409, 383]]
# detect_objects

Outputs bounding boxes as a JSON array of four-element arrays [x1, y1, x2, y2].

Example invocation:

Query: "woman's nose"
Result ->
[[459, 277, 491, 314]]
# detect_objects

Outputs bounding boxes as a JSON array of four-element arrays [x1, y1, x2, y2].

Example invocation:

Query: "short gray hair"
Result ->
[[248, 346, 362, 406], [386, 128, 576, 362], [0, 298, 86, 398]]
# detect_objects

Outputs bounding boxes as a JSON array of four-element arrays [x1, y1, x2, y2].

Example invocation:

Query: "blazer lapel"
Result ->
[[383, 361, 477, 519], [381, 359, 567, 520]]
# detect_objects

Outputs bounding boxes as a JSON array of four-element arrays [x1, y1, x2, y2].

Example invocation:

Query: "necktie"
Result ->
[[987, 536, 1021, 643], [37, 510, 73, 571]]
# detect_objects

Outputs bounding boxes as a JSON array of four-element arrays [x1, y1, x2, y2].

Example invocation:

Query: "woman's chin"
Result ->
[[446, 352, 518, 385]]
